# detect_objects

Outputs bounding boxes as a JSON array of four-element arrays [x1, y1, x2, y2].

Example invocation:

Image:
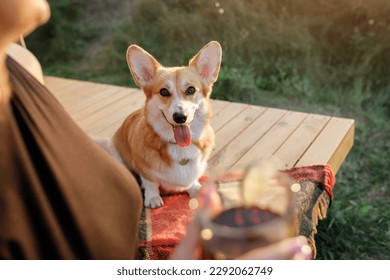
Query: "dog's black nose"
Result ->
[[173, 112, 187, 124]]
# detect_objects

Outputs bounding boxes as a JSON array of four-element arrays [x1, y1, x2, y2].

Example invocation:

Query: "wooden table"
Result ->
[[45, 76, 355, 174]]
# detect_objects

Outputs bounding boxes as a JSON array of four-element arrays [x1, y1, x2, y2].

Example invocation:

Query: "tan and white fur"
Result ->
[[112, 41, 222, 208]]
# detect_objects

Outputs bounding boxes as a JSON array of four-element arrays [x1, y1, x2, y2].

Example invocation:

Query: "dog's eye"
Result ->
[[186, 86, 196, 95], [159, 88, 171, 97]]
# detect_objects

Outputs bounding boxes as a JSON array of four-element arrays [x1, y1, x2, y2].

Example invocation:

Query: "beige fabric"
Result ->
[[6, 43, 44, 84]]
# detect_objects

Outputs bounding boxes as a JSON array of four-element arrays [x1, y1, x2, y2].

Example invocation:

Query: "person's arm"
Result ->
[[6, 42, 44, 84]]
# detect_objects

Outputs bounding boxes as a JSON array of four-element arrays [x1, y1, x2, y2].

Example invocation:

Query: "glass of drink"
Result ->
[[194, 162, 300, 259]]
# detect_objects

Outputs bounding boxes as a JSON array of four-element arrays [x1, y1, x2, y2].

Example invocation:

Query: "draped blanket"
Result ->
[[137, 165, 335, 259]]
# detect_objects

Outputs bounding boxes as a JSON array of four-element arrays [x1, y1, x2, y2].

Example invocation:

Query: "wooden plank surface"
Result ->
[[269, 114, 331, 169], [230, 111, 308, 171], [44, 76, 355, 174], [211, 105, 266, 159], [209, 107, 287, 171], [295, 117, 355, 172]]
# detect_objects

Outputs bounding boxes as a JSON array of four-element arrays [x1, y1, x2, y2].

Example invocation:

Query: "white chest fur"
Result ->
[[151, 143, 207, 190]]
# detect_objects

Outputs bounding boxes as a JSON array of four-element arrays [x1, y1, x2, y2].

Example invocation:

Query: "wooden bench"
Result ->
[[45, 76, 355, 174]]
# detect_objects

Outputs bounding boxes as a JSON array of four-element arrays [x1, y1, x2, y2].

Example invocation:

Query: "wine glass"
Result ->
[[193, 162, 300, 260]]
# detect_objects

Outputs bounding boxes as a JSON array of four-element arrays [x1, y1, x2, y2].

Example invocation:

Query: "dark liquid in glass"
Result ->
[[213, 206, 279, 227], [201, 206, 290, 259]]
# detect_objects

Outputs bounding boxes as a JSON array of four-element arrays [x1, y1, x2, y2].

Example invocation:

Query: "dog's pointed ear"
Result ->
[[126, 45, 161, 88], [189, 41, 222, 86]]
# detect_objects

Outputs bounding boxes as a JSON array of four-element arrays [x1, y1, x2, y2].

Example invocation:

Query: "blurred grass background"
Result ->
[[26, 0, 390, 259]]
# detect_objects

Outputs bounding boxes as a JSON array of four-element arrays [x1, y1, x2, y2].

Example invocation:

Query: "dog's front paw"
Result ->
[[141, 177, 163, 208], [188, 181, 203, 198], [144, 196, 164, 208]]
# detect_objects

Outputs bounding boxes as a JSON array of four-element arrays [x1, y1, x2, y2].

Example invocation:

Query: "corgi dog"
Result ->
[[112, 41, 222, 208]]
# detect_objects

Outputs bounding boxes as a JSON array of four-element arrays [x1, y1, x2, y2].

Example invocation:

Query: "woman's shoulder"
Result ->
[[6, 43, 45, 84]]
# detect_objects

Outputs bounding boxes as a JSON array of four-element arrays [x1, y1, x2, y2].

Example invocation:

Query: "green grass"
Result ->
[[26, 0, 390, 259]]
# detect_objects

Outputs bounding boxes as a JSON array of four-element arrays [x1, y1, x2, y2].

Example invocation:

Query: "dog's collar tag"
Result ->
[[179, 158, 190, 165]]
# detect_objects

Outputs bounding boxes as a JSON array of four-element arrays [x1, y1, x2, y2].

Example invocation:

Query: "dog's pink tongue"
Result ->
[[173, 125, 191, 147]]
